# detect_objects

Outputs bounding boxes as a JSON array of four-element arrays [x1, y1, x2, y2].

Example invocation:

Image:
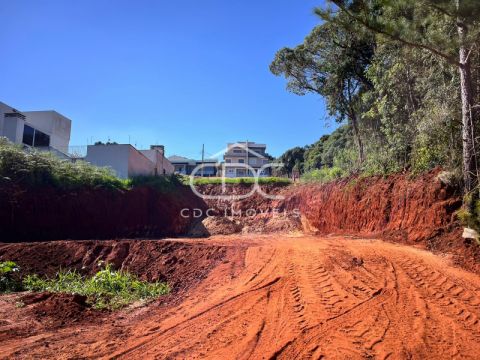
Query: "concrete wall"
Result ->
[[0, 102, 25, 143], [1, 102, 72, 154], [140, 149, 175, 175], [127, 146, 156, 177], [0, 102, 10, 135], [85, 144, 169, 179], [85, 144, 131, 178], [23, 111, 71, 152], [2, 117, 24, 143]]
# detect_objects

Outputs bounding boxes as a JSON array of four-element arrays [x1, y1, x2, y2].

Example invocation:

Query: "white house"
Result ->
[[222, 142, 271, 177], [84, 144, 174, 179], [0, 101, 72, 157]]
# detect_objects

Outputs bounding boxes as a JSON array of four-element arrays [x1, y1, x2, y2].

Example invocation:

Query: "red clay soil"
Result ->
[[0, 185, 206, 241], [1, 235, 480, 359], [0, 239, 230, 290], [285, 169, 462, 243], [1, 171, 480, 358], [282, 170, 480, 273], [191, 183, 301, 235]]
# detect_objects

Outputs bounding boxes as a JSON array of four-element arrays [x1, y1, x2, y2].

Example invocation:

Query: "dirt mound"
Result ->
[[22, 292, 98, 329], [189, 217, 243, 237], [0, 239, 231, 292], [194, 183, 287, 216], [279, 169, 480, 273], [190, 183, 301, 235]]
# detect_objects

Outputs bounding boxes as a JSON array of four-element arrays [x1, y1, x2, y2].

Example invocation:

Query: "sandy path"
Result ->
[[2, 235, 480, 359]]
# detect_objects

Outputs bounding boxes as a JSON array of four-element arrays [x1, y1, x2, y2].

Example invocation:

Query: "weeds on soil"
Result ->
[[0, 261, 22, 293], [17, 263, 170, 310]]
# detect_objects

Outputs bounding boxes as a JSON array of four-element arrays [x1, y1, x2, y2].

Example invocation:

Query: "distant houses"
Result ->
[[169, 142, 273, 178], [168, 156, 219, 177], [1, 100, 274, 179], [0, 100, 173, 179]]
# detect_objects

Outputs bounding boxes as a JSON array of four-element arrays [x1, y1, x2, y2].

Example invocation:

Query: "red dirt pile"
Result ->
[[189, 183, 300, 235], [21, 292, 96, 329]]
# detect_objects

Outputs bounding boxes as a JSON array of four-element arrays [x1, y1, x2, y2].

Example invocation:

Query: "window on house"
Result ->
[[238, 159, 244, 163], [22, 125, 35, 146], [226, 159, 231, 163], [34, 130, 50, 147], [22, 125, 50, 147], [233, 149, 242, 153]]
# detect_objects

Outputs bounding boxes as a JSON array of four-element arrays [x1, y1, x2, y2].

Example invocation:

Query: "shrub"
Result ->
[[0, 261, 22, 293], [301, 167, 346, 183], [126, 174, 183, 192], [0, 138, 127, 190], [23, 263, 170, 310]]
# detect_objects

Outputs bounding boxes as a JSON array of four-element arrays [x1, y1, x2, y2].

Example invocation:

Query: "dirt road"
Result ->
[[2, 235, 480, 359]]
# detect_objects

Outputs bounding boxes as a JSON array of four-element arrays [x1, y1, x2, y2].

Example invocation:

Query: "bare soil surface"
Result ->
[[1, 234, 480, 359]]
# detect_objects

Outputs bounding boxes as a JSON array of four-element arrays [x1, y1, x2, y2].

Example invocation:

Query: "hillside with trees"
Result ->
[[272, 0, 480, 196]]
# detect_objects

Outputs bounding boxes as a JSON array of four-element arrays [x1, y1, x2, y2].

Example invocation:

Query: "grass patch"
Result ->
[[187, 176, 291, 186], [22, 263, 170, 310]]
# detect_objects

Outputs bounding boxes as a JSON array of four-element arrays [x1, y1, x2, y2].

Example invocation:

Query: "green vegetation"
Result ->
[[271, 1, 480, 192], [22, 263, 170, 310], [0, 138, 127, 190], [0, 138, 184, 192], [187, 176, 291, 186], [126, 174, 184, 192], [301, 167, 346, 184], [0, 261, 22, 293], [0, 260, 170, 310]]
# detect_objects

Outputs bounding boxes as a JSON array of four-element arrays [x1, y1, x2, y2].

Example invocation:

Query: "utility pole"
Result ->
[[201, 144, 205, 177], [246, 139, 249, 177]]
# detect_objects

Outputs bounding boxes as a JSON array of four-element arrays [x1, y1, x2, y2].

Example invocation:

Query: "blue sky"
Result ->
[[0, 0, 334, 159]]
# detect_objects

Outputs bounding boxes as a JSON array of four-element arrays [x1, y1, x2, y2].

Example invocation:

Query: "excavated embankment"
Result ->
[[286, 170, 462, 241], [191, 171, 479, 271], [0, 185, 206, 242], [283, 170, 480, 272]]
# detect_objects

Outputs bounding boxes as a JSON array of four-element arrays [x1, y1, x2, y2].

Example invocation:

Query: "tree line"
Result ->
[[272, 0, 480, 195]]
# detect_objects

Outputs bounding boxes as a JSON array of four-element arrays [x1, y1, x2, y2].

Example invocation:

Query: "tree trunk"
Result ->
[[457, 5, 478, 193], [351, 114, 365, 164]]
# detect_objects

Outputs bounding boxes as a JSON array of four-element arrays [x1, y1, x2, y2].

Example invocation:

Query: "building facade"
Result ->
[[168, 156, 218, 177], [0, 101, 72, 157], [85, 144, 174, 179], [222, 142, 271, 177]]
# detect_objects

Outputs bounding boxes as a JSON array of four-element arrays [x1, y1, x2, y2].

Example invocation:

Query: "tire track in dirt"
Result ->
[[1, 235, 480, 359]]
